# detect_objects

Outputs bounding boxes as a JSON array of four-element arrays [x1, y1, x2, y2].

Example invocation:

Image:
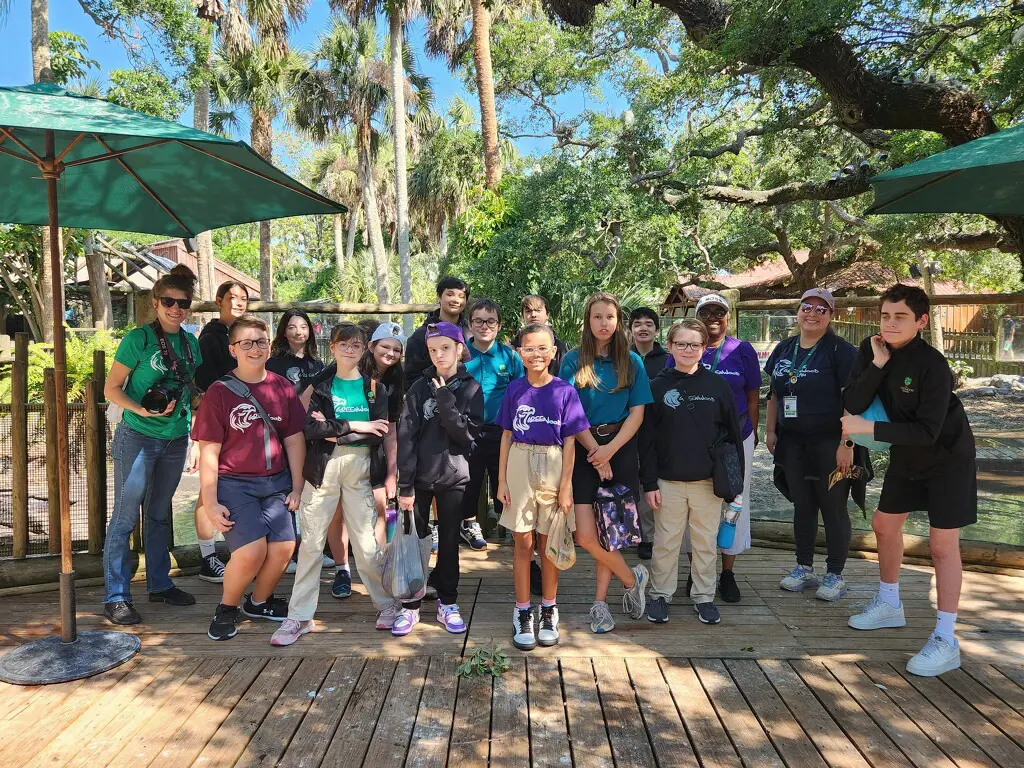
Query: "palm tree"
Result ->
[[311, 131, 361, 276]]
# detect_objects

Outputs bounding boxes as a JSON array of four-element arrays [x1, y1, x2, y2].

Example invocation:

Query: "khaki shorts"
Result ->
[[498, 443, 574, 536]]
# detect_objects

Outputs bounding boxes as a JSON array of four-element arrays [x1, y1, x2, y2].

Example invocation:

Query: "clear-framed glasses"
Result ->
[[334, 341, 365, 354], [800, 303, 831, 316], [520, 346, 552, 355], [470, 318, 499, 329], [231, 338, 270, 351], [670, 341, 704, 351]]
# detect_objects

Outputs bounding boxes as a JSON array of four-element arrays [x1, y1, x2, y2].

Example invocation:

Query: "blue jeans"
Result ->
[[103, 423, 188, 603]]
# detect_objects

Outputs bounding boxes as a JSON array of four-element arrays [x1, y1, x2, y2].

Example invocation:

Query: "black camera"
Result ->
[[140, 379, 183, 414]]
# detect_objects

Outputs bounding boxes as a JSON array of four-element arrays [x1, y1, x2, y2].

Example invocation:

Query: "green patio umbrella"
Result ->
[[867, 122, 1024, 215], [0, 82, 346, 686]]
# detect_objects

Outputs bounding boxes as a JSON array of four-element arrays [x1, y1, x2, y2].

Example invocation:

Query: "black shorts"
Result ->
[[878, 460, 978, 529], [571, 431, 639, 505]]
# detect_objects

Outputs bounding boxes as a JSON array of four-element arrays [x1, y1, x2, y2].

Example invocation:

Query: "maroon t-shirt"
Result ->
[[192, 371, 306, 476]]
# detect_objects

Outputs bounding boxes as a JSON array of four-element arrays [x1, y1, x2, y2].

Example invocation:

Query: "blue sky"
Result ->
[[0, 0, 609, 157]]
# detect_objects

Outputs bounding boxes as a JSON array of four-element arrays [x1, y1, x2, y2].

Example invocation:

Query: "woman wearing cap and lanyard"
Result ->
[[764, 289, 858, 601], [678, 294, 762, 602]]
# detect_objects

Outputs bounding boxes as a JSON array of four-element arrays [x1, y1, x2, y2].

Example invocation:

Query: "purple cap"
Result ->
[[425, 321, 465, 345], [799, 287, 835, 312]]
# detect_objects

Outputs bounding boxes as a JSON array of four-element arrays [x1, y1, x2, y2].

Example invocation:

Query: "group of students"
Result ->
[[100, 267, 976, 676]]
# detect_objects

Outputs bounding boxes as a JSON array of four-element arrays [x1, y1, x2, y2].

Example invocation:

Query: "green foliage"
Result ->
[[49, 32, 99, 86], [456, 645, 510, 679], [216, 238, 261, 276], [106, 66, 183, 120], [0, 331, 121, 404]]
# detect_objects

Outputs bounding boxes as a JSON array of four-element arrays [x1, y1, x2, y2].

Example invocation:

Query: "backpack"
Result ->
[[593, 482, 641, 552]]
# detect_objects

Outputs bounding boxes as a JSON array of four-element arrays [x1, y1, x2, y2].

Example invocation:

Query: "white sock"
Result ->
[[878, 581, 900, 608], [198, 539, 216, 559], [935, 611, 957, 644], [337, 563, 351, 574]]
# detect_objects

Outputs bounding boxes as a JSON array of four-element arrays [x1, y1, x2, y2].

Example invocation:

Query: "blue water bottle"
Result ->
[[385, 500, 398, 544], [717, 496, 742, 550]]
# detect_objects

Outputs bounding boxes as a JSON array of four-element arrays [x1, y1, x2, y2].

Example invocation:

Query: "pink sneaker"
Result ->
[[270, 619, 313, 646], [437, 601, 467, 634], [376, 603, 400, 630], [391, 608, 420, 636]]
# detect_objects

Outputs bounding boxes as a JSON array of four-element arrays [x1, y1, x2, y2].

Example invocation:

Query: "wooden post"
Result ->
[[11, 333, 29, 559], [44, 368, 61, 555], [86, 379, 105, 554], [721, 288, 740, 337]]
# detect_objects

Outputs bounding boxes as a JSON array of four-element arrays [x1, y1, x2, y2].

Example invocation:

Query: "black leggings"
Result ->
[[461, 426, 503, 522], [408, 487, 466, 608], [777, 433, 852, 575]]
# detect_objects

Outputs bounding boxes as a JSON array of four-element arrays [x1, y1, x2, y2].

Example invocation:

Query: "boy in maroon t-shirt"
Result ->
[[192, 315, 307, 641]]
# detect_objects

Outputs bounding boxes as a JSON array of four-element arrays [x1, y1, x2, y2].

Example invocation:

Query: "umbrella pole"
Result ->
[[43, 130, 76, 644]]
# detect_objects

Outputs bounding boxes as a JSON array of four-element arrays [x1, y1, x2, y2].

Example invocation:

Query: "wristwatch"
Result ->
[[843, 439, 855, 448]]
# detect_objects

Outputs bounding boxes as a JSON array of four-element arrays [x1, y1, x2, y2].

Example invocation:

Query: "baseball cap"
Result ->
[[370, 321, 407, 346], [695, 294, 730, 313], [799, 287, 836, 313], [425, 321, 465, 345]]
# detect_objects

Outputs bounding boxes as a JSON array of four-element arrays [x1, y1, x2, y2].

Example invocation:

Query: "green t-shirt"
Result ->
[[114, 325, 202, 440], [331, 375, 370, 447]]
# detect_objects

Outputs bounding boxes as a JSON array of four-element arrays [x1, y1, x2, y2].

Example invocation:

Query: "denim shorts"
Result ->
[[218, 471, 296, 551]]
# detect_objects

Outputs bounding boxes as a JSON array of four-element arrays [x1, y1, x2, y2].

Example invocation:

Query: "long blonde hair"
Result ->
[[575, 292, 634, 393]]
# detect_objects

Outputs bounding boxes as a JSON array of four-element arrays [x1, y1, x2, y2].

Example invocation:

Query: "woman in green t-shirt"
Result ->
[[101, 265, 203, 627]]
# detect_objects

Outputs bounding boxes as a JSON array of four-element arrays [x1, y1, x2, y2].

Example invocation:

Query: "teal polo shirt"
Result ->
[[467, 340, 525, 424], [559, 349, 653, 426]]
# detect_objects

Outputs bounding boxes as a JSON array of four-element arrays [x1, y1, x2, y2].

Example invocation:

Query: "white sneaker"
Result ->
[[848, 595, 907, 630], [285, 560, 297, 575], [815, 572, 847, 602], [537, 605, 560, 646], [780, 565, 819, 592], [622, 564, 649, 619], [512, 606, 537, 650], [906, 634, 961, 677], [322, 556, 336, 569]]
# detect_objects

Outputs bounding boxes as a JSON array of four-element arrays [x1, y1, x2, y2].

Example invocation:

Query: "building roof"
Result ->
[[148, 239, 261, 297]]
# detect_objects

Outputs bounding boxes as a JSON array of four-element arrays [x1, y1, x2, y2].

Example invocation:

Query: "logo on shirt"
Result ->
[[332, 395, 365, 414], [423, 398, 437, 420], [285, 366, 301, 384], [663, 389, 681, 409], [149, 351, 167, 374], [512, 405, 561, 432], [901, 376, 915, 394], [771, 358, 819, 379], [703, 363, 740, 376], [229, 403, 259, 431]]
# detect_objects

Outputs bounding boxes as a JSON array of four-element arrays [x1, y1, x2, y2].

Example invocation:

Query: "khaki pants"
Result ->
[[498, 443, 572, 536], [651, 478, 721, 603], [288, 445, 396, 621]]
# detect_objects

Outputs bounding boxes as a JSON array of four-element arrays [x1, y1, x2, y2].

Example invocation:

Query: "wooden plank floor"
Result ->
[[1, 546, 1023, 766]]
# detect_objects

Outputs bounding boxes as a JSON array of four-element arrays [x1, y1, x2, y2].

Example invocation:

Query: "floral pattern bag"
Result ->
[[593, 482, 641, 552]]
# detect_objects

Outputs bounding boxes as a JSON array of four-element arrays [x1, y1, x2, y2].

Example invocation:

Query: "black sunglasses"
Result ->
[[158, 296, 192, 310]]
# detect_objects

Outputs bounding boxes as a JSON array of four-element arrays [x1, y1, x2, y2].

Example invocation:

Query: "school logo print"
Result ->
[[423, 398, 437, 420], [901, 376, 915, 394], [772, 358, 794, 378], [513, 405, 536, 432], [150, 352, 167, 374], [286, 367, 301, 384], [229, 403, 259, 431], [663, 389, 681, 409]]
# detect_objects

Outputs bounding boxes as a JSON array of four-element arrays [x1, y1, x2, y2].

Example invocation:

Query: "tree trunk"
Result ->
[[345, 207, 359, 266], [32, 0, 56, 342], [84, 234, 113, 329], [390, 12, 414, 335], [360, 143, 390, 304], [251, 109, 274, 301], [193, 31, 216, 302], [916, 251, 945, 354], [333, 214, 345, 276], [439, 217, 448, 258], [470, 0, 501, 190]]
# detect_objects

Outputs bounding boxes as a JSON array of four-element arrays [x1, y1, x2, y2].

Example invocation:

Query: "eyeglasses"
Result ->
[[158, 296, 192, 310], [520, 346, 551, 355], [670, 341, 705, 351], [697, 308, 727, 321], [800, 303, 831, 317], [333, 342, 365, 354], [470, 318, 499, 329], [231, 338, 270, 351]]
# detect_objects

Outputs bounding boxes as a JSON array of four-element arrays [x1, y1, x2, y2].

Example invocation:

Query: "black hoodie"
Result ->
[[195, 320, 236, 392], [632, 342, 671, 380], [844, 334, 975, 479], [403, 309, 469, 391], [639, 365, 744, 492], [398, 363, 483, 494]]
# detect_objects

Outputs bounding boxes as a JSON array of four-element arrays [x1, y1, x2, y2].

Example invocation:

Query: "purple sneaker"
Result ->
[[391, 608, 420, 637], [437, 601, 467, 634]]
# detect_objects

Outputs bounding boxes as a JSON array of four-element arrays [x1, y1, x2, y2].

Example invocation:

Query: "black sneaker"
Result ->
[[242, 593, 288, 621], [208, 604, 239, 641], [718, 569, 741, 603], [198, 554, 226, 583], [637, 542, 653, 560], [530, 560, 543, 597], [647, 596, 669, 623], [149, 586, 196, 606], [104, 600, 141, 625], [694, 602, 721, 625]]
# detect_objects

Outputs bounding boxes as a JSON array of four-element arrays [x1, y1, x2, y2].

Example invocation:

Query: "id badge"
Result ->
[[783, 396, 798, 419]]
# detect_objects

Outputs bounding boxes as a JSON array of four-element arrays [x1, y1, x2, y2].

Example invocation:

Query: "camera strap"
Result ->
[[218, 374, 281, 470], [150, 321, 199, 401]]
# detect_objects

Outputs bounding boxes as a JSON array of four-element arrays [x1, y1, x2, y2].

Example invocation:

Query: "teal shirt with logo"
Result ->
[[114, 325, 202, 440], [558, 349, 653, 426], [466, 340, 525, 424], [331, 375, 370, 446]]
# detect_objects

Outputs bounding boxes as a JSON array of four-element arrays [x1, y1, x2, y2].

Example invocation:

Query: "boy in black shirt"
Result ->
[[842, 284, 976, 677]]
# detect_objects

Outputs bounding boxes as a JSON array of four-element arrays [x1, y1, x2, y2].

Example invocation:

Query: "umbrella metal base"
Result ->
[[0, 631, 141, 686]]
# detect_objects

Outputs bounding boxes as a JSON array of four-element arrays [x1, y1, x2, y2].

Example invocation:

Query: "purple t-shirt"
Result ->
[[666, 336, 760, 437], [497, 376, 590, 446]]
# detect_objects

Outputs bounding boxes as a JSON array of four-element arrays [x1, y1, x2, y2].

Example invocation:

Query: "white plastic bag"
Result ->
[[544, 509, 576, 571], [381, 508, 426, 601]]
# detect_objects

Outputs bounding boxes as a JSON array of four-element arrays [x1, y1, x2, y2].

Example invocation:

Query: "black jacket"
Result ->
[[632, 342, 671, 380], [639, 366, 744, 491], [844, 335, 975, 479], [195, 320, 235, 392], [302, 373, 388, 488], [398, 363, 483, 494], [403, 309, 469, 391], [513, 327, 569, 376], [266, 352, 325, 393]]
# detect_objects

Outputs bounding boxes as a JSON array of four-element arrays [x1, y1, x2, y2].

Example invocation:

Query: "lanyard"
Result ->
[[707, 341, 725, 372], [787, 338, 821, 385]]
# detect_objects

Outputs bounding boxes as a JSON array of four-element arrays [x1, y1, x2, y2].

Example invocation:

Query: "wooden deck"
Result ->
[[2, 546, 1023, 766]]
